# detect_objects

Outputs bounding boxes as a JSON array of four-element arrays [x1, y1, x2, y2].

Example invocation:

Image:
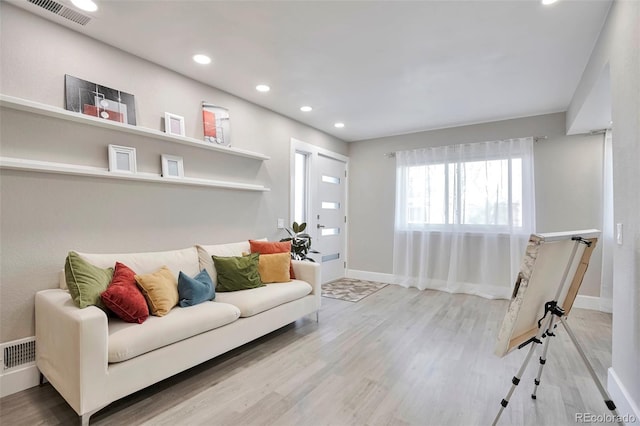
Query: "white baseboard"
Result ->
[[574, 295, 613, 313], [346, 269, 401, 284], [608, 368, 640, 424], [346, 269, 612, 313], [0, 364, 40, 398], [346, 269, 510, 299]]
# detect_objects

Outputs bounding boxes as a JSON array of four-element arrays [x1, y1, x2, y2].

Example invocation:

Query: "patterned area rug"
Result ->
[[321, 278, 388, 302]]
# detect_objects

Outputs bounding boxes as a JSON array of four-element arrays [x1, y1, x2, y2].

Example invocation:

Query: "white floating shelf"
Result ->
[[0, 94, 270, 161], [0, 157, 270, 192]]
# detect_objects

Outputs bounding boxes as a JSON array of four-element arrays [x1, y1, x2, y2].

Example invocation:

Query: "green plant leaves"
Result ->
[[280, 221, 314, 261]]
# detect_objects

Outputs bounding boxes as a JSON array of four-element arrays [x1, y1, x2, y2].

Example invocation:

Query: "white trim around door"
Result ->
[[290, 138, 349, 282]]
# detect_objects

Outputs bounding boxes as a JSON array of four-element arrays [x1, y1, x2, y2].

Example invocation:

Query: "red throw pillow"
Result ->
[[101, 262, 149, 323], [249, 240, 295, 279]]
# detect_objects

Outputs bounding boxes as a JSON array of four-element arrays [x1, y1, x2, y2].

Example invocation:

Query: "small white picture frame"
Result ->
[[108, 144, 137, 174], [161, 154, 184, 178], [164, 112, 186, 137]]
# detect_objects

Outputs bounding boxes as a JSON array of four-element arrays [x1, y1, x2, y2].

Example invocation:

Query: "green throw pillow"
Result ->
[[65, 251, 114, 309], [212, 253, 264, 292]]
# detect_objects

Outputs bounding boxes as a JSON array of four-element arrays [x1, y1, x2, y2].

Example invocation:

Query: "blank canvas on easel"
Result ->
[[495, 230, 599, 358]]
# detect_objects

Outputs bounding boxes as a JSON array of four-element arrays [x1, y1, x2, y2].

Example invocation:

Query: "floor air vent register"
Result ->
[[2, 338, 36, 371]]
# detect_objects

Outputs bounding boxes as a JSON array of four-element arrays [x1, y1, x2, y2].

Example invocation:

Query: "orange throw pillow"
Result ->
[[249, 240, 295, 279], [257, 252, 291, 283], [134, 266, 178, 316]]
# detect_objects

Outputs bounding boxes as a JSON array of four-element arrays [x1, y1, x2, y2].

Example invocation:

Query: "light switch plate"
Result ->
[[616, 223, 623, 245], [277, 218, 285, 229]]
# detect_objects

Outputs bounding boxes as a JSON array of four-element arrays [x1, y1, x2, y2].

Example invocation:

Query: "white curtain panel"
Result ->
[[393, 137, 535, 299]]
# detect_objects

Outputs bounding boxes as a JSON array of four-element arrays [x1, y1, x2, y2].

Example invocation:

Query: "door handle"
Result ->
[[317, 224, 325, 229]]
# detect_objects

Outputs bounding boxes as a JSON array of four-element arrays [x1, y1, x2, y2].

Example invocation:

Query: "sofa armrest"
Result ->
[[35, 289, 109, 416], [291, 260, 321, 295]]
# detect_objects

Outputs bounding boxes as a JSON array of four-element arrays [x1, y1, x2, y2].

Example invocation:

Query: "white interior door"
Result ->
[[290, 139, 348, 284], [314, 154, 347, 283]]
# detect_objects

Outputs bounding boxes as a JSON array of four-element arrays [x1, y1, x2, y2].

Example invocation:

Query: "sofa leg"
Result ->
[[316, 311, 320, 323], [80, 413, 90, 426], [79, 406, 104, 426], [38, 372, 45, 386]]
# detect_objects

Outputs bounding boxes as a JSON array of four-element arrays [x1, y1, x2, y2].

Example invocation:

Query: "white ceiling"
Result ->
[[13, 0, 612, 142]]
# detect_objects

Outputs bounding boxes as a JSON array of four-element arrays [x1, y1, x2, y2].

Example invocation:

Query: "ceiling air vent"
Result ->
[[27, 0, 92, 25]]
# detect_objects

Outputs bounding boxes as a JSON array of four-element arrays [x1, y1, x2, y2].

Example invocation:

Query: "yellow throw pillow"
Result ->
[[134, 266, 178, 316], [257, 252, 291, 283]]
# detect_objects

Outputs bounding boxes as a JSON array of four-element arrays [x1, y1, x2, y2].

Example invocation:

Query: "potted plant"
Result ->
[[280, 222, 318, 261]]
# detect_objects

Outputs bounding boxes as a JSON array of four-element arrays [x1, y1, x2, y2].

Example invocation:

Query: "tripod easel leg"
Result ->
[[491, 340, 539, 426], [492, 314, 553, 426], [531, 316, 557, 400], [560, 317, 623, 425]]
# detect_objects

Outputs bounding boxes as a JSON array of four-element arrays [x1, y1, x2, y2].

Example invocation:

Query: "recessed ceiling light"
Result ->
[[300, 106, 313, 112], [71, 0, 98, 12], [334, 122, 345, 128], [542, 0, 558, 5], [256, 84, 271, 92], [192, 54, 211, 65]]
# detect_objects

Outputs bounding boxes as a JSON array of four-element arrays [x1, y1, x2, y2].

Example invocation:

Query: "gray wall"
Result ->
[[0, 4, 348, 342], [348, 112, 604, 296], [569, 0, 640, 415], [609, 0, 640, 412]]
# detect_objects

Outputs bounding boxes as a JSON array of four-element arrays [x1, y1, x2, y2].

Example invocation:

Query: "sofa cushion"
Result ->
[[108, 302, 241, 363], [213, 253, 264, 292], [196, 239, 266, 286], [134, 266, 179, 317], [65, 251, 114, 309], [215, 280, 312, 317], [101, 262, 149, 323], [249, 240, 296, 279], [62, 247, 200, 289], [257, 252, 291, 283], [178, 269, 215, 307]]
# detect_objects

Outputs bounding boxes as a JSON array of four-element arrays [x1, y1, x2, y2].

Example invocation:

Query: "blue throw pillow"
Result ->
[[177, 269, 215, 307]]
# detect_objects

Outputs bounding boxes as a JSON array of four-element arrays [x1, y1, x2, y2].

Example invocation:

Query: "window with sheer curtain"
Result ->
[[393, 138, 535, 298]]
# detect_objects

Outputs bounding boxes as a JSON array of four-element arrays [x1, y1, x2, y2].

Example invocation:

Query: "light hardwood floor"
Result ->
[[0, 285, 613, 425]]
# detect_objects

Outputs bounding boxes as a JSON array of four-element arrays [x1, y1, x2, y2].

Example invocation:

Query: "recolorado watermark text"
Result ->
[[576, 413, 637, 423]]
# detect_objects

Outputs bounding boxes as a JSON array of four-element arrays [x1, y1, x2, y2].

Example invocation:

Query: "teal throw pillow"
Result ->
[[65, 251, 114, 309], [178, 269, 215, 307], [212, 253, 264, 292]]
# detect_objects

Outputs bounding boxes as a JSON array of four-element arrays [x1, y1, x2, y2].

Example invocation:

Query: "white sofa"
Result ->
[[35, 240, 321, 425]]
